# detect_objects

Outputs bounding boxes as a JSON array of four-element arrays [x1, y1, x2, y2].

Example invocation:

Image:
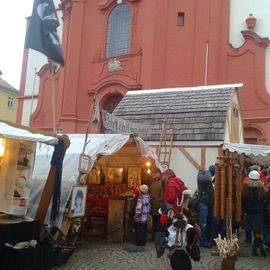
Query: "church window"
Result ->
[[106, 4, 131, 58], [177, 12, 185, 26]]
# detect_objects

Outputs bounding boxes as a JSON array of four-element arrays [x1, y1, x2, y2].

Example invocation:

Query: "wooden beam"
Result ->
[[178, 147, 201, 171], [35, 136, 70, 228], [201, 147, 206, 170], [35, 166, 56, 228]]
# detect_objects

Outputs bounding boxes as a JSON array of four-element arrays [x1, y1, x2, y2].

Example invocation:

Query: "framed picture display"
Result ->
[[87, 166, 101, 184], [79, 154, 93, 174], [107, 167, 123, 183], [128, 167, 141, 187], [70, 186, 87, 218]]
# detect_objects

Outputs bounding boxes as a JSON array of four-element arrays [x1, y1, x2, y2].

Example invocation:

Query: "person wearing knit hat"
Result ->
[[248, 170, 260, 180], [241, 165, 262, 246], [134, 184, 151, 246], [209, 165, 215, 177], [242, 170, 266, 256], [139, 184, 149, 194]]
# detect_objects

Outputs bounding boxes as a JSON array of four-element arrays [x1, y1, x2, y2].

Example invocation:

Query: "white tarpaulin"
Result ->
[[0, 122, 58, 145], [223, 143, 270, 164], [29, 134, 161, 224]]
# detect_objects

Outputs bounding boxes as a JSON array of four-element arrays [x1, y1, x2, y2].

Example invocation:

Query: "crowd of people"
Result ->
[[132, 164, 270, 269], [133, 168, 200, 270]]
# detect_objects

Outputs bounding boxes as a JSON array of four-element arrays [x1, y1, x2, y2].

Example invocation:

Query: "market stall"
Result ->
[[0, 120, 60, 269], [30, 134, 162, 242], [214, 142, 270, 223], [0, 120, 58, 216]]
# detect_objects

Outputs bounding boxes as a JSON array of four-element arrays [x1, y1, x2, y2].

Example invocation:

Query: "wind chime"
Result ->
[[214, 151, 243, 224]]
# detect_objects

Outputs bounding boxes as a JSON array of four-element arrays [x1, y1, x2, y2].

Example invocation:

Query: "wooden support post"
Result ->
[[227, 163, 233, 220], [214, 163, 221, 219], [235, 165, 242, 223], [35, 167, 56, 228], [220, 164, 226, 220], [35, 136, 70, 229]]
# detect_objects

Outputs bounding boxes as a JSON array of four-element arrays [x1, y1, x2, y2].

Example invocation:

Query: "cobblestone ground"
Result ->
[[55, 237, 270, 270]]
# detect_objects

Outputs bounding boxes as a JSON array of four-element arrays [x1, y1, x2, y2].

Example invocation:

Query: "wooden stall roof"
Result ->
[[113, 84, 243, 141]]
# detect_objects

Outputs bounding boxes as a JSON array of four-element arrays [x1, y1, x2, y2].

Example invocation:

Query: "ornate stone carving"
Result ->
[[241, 31, 270, 48], [59, 0, 72, 19], [246, 14, 256, 30], [107, 58, 124, 72]]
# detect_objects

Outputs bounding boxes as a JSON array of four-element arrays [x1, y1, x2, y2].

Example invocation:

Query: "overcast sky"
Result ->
[[0, 1, 33, 90]]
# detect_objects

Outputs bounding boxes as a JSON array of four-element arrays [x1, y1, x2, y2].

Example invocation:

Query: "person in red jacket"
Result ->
[[163, 169, 190, 214]]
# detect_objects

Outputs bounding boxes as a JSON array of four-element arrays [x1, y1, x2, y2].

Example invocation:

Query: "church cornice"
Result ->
[[241, 30, 270, 48], [99, 0, 140, 12]]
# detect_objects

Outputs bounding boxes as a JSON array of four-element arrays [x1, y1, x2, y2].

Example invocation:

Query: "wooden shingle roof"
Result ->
[[112, 84, 242, 141]]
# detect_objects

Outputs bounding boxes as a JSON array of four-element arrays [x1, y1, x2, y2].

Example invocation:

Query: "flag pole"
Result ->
[[50, 60, 57, 134], [82, 92, 98, 155], [29, 67, 37, 125]]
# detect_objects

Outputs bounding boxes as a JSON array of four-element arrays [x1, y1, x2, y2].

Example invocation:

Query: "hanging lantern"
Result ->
[[0, 138, 5, 157]]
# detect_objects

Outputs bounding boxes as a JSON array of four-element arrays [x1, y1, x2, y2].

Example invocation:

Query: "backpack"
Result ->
[[188, 190, 199, 209], [176, 185, 191, 210]]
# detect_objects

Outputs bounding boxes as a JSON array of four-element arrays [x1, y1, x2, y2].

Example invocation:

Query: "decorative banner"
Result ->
[[102, 110, 150, 137]]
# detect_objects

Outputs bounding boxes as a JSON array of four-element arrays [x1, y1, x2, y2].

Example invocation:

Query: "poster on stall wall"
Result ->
[[0, 140, 19, 215], [12, 176, 31, 216], [11, 141, 35, 216], [0, 139, 34, 216]]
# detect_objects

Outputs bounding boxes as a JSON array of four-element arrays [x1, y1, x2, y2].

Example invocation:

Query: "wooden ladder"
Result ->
[[157, 118, 174, 169]]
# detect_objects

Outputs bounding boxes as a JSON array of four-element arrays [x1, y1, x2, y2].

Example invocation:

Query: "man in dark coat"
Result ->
[[197, 165, 217, 248]]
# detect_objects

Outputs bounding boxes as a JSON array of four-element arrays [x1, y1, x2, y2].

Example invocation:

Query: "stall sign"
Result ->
[[102, 110, 150, 137]]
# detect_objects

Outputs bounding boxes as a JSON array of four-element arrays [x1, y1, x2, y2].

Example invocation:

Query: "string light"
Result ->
[[0, 138, 5, 157], [146, 161, 151, 167]]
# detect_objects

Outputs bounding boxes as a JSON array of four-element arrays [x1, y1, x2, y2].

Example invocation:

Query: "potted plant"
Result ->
[[214, 220, 240, 270]]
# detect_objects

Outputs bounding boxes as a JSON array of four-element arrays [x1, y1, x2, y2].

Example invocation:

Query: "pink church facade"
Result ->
[[18, 0, 270, 144]]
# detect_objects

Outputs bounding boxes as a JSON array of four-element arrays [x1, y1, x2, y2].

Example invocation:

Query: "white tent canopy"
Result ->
[[32, 134, 162, 183], [0, 121, 58, 145], [29, 134, 161, 224], [223, 143, 270, 165]]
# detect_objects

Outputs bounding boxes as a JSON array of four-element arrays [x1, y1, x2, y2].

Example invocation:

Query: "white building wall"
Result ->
[[205, 148, 219, 169], [169, 146, 219, 193], [21, 99, 38, 126], [230, 0, 270, 94]]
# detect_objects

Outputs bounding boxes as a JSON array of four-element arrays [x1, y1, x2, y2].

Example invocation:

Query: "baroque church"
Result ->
[[18, 0, 270, 144]]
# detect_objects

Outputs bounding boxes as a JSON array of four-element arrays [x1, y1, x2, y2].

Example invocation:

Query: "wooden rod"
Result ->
[[220, 164, 226, 220], [227, 164, 233, 220], [214, 163, 221, 219]]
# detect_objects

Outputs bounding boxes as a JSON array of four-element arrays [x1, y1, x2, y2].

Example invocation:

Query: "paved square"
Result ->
[[55, 238, 270, 270]]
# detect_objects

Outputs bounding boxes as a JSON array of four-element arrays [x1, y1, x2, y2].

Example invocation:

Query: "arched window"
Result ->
[[106, 4, 131, 58]]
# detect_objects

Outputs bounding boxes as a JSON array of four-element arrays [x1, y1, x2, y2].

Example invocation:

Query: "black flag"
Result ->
[[25, 0, 64, 65]]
